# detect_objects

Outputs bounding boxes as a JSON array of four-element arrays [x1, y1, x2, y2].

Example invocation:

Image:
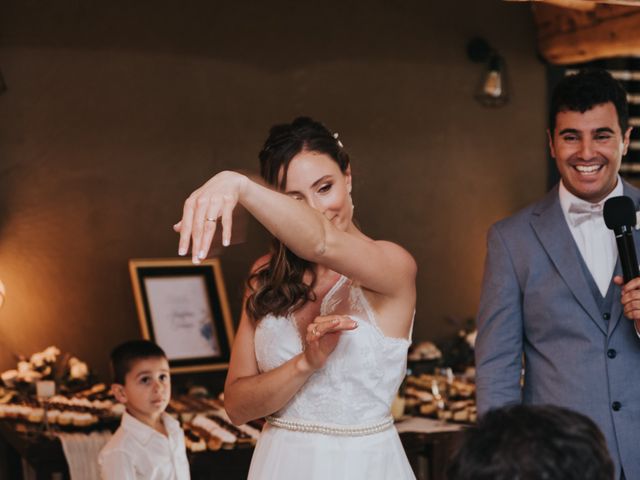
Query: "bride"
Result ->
[[175, 117, 416, 479]]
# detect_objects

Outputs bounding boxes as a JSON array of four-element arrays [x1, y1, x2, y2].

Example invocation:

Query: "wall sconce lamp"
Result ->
[[467, 37, 509, 108], [0, 280, 5, 309]]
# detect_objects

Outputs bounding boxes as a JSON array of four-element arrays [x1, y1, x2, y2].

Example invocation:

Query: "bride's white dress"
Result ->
[[248, 275, 416, 479]]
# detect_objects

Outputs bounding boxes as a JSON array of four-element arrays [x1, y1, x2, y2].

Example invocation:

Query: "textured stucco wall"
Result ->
[[0, 0, 546, 379]]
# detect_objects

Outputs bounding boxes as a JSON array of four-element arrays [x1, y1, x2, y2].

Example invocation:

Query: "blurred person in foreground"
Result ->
[[447, 404, 614, 480]]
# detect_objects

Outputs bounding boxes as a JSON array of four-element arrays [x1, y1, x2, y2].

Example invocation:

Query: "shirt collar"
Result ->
[[559, 176, 623, 219], [121, 410, 181, 446]]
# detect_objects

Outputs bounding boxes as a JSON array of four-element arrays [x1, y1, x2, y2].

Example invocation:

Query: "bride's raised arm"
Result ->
[[175, 167, 415, 298]]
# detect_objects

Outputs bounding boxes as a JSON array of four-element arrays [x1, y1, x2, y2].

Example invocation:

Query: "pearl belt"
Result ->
[[265, 415, 394, 436]]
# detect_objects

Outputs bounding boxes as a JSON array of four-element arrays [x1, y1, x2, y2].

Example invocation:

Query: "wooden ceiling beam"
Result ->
[[506, 0, 640, 8], [507, 0, 596, 11], [524, 3, 640, 64]]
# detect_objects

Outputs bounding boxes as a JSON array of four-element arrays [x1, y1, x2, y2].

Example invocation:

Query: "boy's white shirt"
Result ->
[[99, 411, 190, 480]]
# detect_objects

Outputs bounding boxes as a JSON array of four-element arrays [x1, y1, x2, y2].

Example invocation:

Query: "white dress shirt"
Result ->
[[99, 411, 190, 480], [559, 178, 622, 297]]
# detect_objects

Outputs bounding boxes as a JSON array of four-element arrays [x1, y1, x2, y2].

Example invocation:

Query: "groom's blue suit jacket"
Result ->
[[476, 180, 640, 480]]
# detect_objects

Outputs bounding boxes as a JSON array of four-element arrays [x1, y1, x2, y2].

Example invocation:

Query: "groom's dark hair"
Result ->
[[549, 68, 629, 134]]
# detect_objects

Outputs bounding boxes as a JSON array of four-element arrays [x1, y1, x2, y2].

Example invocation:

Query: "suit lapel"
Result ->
[[608, 180, 640, 335], [530, 186, 607, 335]]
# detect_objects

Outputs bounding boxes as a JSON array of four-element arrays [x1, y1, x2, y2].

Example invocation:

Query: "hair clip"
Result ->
[[333, 132, 344, 148]]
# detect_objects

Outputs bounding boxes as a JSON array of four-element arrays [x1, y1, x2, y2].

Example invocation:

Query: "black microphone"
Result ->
[[604, 195, 640, 283]]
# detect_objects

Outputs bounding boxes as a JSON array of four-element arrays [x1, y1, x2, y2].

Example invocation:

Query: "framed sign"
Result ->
[[129, 258, 235, 373]]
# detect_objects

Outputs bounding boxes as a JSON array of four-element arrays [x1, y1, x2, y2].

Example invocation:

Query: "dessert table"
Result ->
[[0, 417, 465, 480]]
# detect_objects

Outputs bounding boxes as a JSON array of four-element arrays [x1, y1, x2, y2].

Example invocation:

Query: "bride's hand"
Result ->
[[302, 315, 358, 371], [174, 171, 248, 263]]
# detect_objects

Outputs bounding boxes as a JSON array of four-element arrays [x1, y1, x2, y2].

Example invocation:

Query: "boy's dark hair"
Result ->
[[549, 68, 629, 134], [110, 340, 167, 385], [447, 404, 614, 480]]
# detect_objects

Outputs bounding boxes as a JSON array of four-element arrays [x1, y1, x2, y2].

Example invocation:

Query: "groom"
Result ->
[[475, 69, 640, 480]]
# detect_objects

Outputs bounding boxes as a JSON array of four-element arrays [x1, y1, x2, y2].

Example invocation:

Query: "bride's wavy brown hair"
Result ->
[[245, 116, 351, 320]]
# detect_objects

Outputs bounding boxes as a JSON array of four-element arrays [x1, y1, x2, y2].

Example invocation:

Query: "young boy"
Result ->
[[99, 340, 190, 480]]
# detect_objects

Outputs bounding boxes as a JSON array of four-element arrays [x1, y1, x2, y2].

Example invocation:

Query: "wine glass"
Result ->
[[36, 380, 55, 437]]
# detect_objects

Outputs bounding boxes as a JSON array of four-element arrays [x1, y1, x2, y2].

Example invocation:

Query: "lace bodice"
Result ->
[[254, 275, 411, 426]]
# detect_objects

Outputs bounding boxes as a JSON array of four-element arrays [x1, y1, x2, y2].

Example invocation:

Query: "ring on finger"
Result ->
[[312, 324, 319, 337], [206, 217, 217, 222]]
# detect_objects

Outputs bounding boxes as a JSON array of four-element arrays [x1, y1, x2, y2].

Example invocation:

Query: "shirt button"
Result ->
[[607, 349, 617, 359], [603, 312, 611, 320], [612, 401, 621, 411]]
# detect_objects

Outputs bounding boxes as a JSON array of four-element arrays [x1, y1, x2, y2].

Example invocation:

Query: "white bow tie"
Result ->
[[567, 201, 604, 227]]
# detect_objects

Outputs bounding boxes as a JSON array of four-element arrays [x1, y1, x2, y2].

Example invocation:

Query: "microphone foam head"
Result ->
[[604, 195, 637, 230]]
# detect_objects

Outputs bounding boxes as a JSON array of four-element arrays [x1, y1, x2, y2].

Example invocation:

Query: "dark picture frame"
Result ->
[[128, 258, 234, 373]]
